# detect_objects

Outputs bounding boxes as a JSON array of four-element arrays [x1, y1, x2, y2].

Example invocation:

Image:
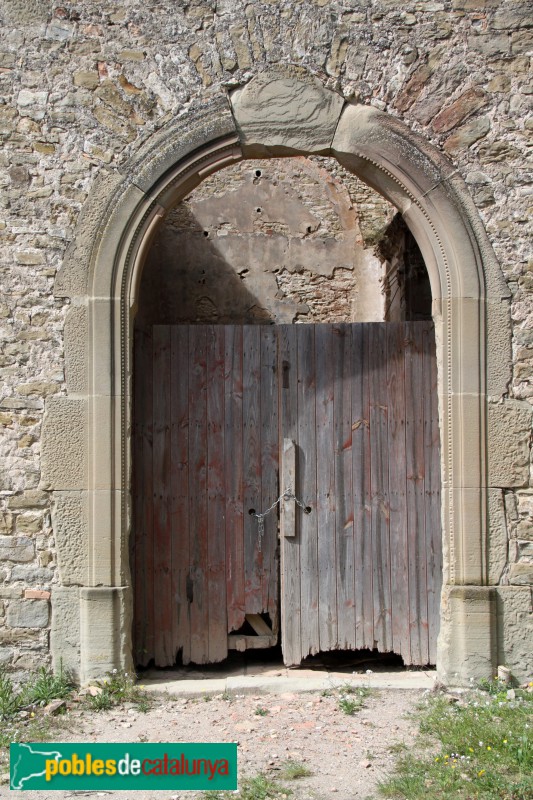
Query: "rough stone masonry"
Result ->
[[0, 0, 531, 683]]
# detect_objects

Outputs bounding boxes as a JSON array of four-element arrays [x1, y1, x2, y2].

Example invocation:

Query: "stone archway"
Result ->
[[46, 68, 512, 686]]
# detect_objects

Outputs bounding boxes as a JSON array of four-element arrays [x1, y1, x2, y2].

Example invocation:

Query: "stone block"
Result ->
[[516, 541, 533, 559], [491, 5, 533, 30], [0, 0, 50, 25], [467, 34, 510, 57], [15, 513, 44, 534], [13, 653, 49, 671], [64, 304, 88, 393], [437, 585, 497, 686], [8, 490, 49, 510], [488, 400, 532, 488], [487, 299, 513, 398], [496, 587, 533, 684], [443, 116, 491, 154], [7, 599, 49, 628], [10, 565, 54, 584], [73, 71, 99, 90], [509, 563, 533, 585], [515, 490, 533, 540], [0, 587, 24, 599], [432, 88, 489, 133], [0, 511, 13, 534], [51, 492, 88, 586], [80, 586, 133, 684], [93, 105, 136, 142], [0, 535, 34, 562], [40, 396, 88, 491], [488, 489, 508, 585], [0, 628, 40, 645], [230, 66, 345, 156], [0, 647, 14, 666], [17, 90, 48, 121], [17, 381, 58, 397], [50, 586, 80, 682]]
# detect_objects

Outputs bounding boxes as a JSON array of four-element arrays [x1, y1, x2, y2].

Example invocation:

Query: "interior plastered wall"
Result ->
[[0, 0, 531, 684], [138, 157, 391, 327]]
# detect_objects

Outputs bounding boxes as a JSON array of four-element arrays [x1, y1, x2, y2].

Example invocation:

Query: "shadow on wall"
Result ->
[[136, 206, 277, 328]]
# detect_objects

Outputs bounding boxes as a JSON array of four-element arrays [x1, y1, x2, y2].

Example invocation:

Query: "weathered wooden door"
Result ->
[[132, 325, 280, 667], [278, 322, 441, 666], [132, 322, 441, 668]]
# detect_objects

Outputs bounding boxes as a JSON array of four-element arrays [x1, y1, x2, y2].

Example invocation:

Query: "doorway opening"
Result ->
[[131, 156, 441, 674]]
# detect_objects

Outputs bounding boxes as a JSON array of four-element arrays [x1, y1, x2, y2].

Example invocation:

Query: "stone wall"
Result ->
[[0, 0, 531, 680]]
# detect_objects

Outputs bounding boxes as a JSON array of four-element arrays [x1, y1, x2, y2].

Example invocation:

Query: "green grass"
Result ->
[[85, 669, 152, 712], [254, 706, 269, 716], [0, 666, 155, 779], [201, 773, 291, 799], [337, 684, 373, 715], [0, 665, 73, 719], [21, 665, 74, 707], [279, 759, 312, 780], [379, 682, 533, 800]]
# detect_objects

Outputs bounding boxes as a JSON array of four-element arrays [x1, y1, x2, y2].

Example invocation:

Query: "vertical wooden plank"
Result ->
[[315, 324, 338, 652], [225, 326, 245, 634], [279, 325, 301, 666], [260, 326, 280, 631], [334, 324, 356, 650], [133, 327, 153, 666], [352, 324, 373, 651], [297, 324, 320, 659], [153, 325, 173, 665], [206, 325, 228, 662], [171, 326, 191, 664], [386, 323, 410, 663], [423, 323, 442, 664], [369, 324, 392, 653], [188, 326, 209, 664], [281, 439, 296, 537], [243, 326, 263, 615], [405, 323, 428, 664]]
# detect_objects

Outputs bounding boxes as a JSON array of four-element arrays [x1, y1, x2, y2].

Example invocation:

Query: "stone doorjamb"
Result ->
[[46, 70, 513, 685]]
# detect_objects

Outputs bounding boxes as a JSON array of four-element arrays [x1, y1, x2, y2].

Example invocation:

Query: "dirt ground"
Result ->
[[8, 681, 428, 800]]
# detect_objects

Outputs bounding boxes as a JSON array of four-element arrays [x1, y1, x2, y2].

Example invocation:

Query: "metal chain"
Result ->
[[252, 488, 308, 552]]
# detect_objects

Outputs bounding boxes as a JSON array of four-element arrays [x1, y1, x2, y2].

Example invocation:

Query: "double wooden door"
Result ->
[[132, 322, 442, 668]]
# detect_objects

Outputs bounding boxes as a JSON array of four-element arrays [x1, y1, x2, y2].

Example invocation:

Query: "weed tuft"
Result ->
[[22, 665, 74, 707], [0, 669, 22, 720], [337, 685, 372, 715], [202, 773, 291, 799], [85, 670, 151, 713], [279, 759, 312, 780]]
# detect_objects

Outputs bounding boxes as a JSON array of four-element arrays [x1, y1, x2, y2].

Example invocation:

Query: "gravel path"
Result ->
[[8, 685, 426, 800]]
